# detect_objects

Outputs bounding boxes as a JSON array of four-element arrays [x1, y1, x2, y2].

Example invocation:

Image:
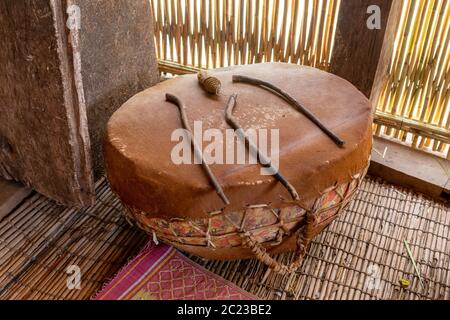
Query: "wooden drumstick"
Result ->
[[225, 94, 300, 201], [232, 75, 345, 147], [165, 93, 230, 206]]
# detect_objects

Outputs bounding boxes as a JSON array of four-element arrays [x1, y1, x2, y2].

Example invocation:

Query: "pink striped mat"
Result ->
[[93, 241, 256, 300]]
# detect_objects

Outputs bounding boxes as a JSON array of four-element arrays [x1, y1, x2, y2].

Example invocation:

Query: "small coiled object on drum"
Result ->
[[197, 71, 222, 95]]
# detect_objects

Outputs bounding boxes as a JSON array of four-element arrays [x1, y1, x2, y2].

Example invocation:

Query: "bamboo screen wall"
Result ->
[[150, 0, 449, 159], [373, 0, 450, 159], [151, 0, 340, 70]]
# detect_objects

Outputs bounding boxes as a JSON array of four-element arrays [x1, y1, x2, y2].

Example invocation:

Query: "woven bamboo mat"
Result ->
[[0, 179, 148, 300], [192, 178, 450, 300], [0, 177, 448, 300]]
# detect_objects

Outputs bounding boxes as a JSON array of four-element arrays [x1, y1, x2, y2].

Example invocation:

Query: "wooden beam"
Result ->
[[374, 111, 450, 144], [158, 59, 202, 74], [0, 0, 159, 206], [0, 0, 94, 206], [67, 0, 160, 178], [0, 178, 31, 221], [330, 0, 398, 97], [370, 0, 403, 110], [369, 137, 450, 202]]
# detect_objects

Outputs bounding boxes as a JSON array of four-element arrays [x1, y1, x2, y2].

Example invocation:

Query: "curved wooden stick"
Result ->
[[166, 93, 230, 206], [225, 94, 300, 201], [232, 75, 345, 147]]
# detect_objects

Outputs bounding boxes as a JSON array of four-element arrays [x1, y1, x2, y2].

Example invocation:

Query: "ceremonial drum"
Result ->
[[104, 63, 372, 273]]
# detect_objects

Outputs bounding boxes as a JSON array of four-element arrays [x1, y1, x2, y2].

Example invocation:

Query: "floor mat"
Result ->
[[93, 242, 256, 300], [191, 178, 450, 299], [0, 177, 448, 299]]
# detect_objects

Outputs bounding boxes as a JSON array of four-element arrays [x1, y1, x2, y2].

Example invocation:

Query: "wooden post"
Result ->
[[67, 0, 160, 178], [0, 179, 31, 221], [330, 0, 401, 99], [369, 0, 404, 111], [0, 0, 159, 207]]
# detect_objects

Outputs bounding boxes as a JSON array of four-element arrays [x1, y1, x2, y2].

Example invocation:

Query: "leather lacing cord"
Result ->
[[240, 213, 313, 275]]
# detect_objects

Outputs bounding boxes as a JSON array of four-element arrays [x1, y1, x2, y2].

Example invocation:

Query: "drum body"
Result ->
[[104, 63, 372, 265]]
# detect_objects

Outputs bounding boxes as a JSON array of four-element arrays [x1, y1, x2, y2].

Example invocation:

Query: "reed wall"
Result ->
[[151, 0, 449, 159]]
